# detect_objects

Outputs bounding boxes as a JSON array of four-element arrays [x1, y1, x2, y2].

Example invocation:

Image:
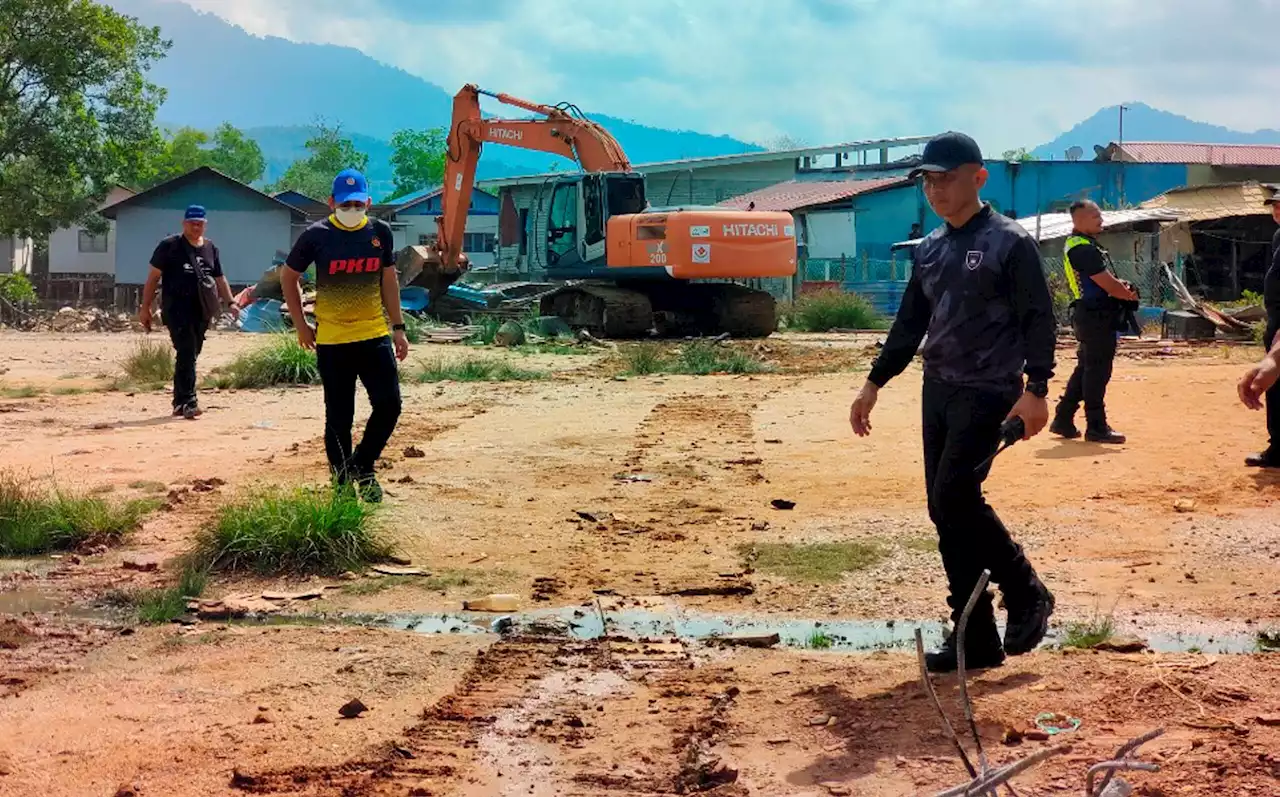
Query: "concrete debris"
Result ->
[[371, 565, 427, 576], [1092, 636, 1149, 654]]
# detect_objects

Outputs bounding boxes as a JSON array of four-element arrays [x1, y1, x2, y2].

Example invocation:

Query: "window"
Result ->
[[78, 230, 108, 253], [418, 234, 433, 246], [463, 232, 495, 253]]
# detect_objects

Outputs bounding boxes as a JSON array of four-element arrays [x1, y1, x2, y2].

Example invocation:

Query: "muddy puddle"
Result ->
[[0, 587, 114, 620], [372, 605, 1273, 656]]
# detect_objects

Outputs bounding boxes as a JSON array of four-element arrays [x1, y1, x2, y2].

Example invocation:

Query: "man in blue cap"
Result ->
[[281, 169, 408, 502], [139, 204, 238, 419], [849, 132, 1058, 673]]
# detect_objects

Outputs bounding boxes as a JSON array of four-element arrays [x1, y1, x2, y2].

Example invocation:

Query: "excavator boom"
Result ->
[[435, 84, 631, 271]]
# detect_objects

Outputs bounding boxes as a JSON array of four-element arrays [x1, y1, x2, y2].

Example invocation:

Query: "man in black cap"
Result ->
[[850, 132, 1058, 672], [1240, 191, 1280, 465], [139, 204, 237, 419]]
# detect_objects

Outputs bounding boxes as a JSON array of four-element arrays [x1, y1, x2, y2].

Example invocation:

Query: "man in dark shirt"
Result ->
[[138, 205, 237, 419], [1242, 192, 1280, 467], [1049, 200, 1137, 444], [849, 132, 1057, 673], [282, 169, 409, 502]]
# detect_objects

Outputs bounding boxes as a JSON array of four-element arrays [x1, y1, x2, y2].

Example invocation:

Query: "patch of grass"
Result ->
[[622, 344, 668, 375], [133, 567, 209, 625], [0, 474, 160, 556], [402, 313, 426, 344], [0, 384, 40, 399], [1258, 629, 1280, 652], [808, 631, 834, 649], [467, 315, 503, 345], [1060, 613, 1117, 649], [740, 541, 887, 584], [120, 338, 175, 385], [413, 357, 545, 383], [50, 386, 86, 396], [676, 342, 771, 375], [207, 334, 319, 389], [781, 290, 888, 332], [620, 342, 771, 377], [192, 486, 389, 576], [128, 480, 168, 494]]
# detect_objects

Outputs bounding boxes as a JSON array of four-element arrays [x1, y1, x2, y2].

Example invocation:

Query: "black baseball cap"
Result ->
[[1264, 191, 1279, 206], [909, 132, 984, 177]]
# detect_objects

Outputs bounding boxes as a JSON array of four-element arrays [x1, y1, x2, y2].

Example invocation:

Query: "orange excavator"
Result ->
[[416, 84, 797, 338]]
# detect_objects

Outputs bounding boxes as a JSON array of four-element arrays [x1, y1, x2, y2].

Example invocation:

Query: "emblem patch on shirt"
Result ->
[[965, 250, 984, 270], [371, 237, 381, 248]]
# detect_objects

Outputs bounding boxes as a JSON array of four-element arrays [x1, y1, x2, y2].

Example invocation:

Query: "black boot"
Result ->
[[1049, 416, 1081, 439], [1085, 411, 1125, 444], [1245, 450, 1280, 468], [925, 597, 1006, 673], [1003, 578, 1056, 655]]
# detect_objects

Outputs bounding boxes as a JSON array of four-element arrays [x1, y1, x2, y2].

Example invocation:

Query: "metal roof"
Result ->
[[101, 167, 306, 220], [477, 135, 936, 189], [891, 207, 1179, 249], [717, 177, 910, 212], [1140, 180, 1277, 221], [1112, 142, 1280, 166]]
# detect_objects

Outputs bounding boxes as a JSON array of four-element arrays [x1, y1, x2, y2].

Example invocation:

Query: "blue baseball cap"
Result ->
[[184, 205, 207, 221], [332, 169, 370, 204]]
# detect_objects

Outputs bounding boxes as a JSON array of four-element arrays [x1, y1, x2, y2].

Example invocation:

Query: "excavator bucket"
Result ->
[[395, 245, 469, 304]]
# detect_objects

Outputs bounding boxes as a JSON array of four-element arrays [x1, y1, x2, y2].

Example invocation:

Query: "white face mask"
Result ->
[[335, 206, 367, 228]]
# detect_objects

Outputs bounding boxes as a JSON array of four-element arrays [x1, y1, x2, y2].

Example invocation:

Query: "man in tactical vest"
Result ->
[[1049, 200, 1137, 444]]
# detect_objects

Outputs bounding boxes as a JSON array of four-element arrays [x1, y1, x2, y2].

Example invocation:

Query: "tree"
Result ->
[[269, 121, 369, 201], [1001, 147, 1038, 162], [129, 123, 266, 189], [0, 0, 169, 238], [387, 128, 447, 201], [766, 135, 807, 152]]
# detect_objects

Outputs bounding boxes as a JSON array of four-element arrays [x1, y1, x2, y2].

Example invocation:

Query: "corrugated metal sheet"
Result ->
[[844, 279, 910, 316], [892, 207, 1178, 248], [1116, 142, 1280, 166], [1141, 181, 1274, 221], [718, 177, 910, 212]]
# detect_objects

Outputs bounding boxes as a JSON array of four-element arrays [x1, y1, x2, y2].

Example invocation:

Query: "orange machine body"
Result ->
[[606, 209, 798, 279]]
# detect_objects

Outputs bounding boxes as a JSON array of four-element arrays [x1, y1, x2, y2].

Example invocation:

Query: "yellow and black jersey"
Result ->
[[286, 216, 394, 345]]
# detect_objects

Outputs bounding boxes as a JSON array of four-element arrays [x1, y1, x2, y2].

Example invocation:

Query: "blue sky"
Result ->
[[175, 0, 1280, 151]]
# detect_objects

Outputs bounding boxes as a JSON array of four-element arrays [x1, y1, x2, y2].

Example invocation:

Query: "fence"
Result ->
[[798, 256, 1182, 318]]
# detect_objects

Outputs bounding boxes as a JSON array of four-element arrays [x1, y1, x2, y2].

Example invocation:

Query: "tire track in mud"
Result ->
[[229, 635, 744, 796], [557, 388, 779, 597]]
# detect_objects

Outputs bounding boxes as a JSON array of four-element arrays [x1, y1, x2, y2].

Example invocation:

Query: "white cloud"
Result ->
[[174, 0, 1280, 151]]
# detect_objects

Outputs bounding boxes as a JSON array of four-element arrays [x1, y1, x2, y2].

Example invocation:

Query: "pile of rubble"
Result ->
[[1, 306, 141, 333]]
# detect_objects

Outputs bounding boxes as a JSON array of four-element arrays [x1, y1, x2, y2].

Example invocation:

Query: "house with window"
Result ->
[[0, 235, 33, 275], [101, 167, 305, 307], [389, 188, 500, 268], [42, 185, 137, 304]]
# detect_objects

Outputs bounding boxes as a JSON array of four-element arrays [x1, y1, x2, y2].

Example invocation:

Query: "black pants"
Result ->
[[1264, 327, 1280, 457], [167, 319, 206, 410], [1056, 304, 1119, 428], [316, 336, 402, 480], [922, 379, 1038, 630]]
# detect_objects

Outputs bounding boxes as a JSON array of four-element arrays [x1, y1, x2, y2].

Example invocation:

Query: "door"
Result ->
[[581, 174, 606, 264], [546, 181, 579, 267]]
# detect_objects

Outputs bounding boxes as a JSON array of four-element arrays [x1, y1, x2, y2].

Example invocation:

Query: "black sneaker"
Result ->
[[1049, 419, 1081, 439], [924, 634, 1006, 673], [1245, 452, 1280, 468], [1004, 582, 1056, 656], [1085, 427, 1125, 444]]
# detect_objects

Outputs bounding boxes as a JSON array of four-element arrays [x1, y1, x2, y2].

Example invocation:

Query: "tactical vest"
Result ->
[[1062, 235, 1091, 300]]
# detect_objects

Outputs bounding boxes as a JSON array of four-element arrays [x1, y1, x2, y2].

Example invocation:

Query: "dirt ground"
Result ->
[[1, 329, 1279, 796]]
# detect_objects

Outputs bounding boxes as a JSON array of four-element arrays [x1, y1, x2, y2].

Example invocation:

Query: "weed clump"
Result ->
[[192, 486, 389, 576], [781, 290, 887, 332], [208, 334, 319, 388], [119, 338, 175, 387], [740, 541, 886, 584], [0, 474, 158, 555], [414, 357, 544, 383]]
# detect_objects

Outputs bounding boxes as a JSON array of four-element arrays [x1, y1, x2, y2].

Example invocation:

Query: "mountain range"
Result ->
[[104, 0, 762, 196], [1033, 102, 1280, 160]]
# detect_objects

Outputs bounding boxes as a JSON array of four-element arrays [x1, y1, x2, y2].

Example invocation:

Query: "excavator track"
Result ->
[[540, 280, 778, 339], [539, 283, 655, 338]]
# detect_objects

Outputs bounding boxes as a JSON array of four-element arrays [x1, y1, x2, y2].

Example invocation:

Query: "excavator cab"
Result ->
[[545, 172, 645, 276]]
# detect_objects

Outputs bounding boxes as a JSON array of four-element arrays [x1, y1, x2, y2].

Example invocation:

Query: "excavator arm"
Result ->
[[434, 84, 632, 271]]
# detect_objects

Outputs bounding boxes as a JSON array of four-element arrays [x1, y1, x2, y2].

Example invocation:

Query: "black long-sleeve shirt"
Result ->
[[868, 204, 1057, 399]]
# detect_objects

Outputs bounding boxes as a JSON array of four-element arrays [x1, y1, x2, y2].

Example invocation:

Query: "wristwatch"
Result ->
[[392, 323, 406, 331], [1024, 380, 1049, 398]]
